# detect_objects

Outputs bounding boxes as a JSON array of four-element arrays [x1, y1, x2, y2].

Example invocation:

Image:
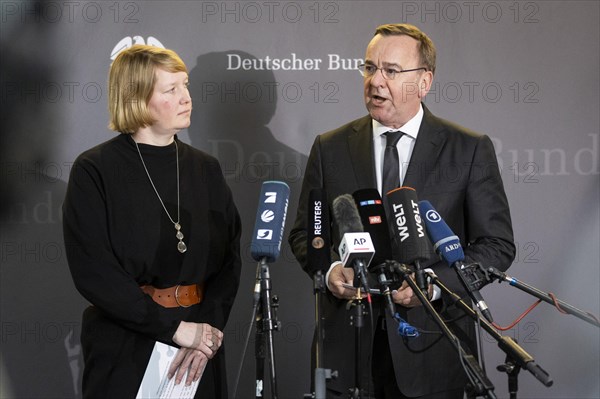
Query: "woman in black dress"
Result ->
[[63, 44, 241, 398]]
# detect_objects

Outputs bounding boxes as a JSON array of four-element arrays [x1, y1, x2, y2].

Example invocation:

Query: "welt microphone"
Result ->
[[332, 194, 374, 292], [306, 188, 331, 275], [250, 181, 290, 264], [418, 200, 494, 323], [385, 187, 431, 293]]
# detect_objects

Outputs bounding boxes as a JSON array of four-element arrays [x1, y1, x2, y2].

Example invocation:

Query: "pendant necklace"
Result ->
[[134, 138, 187, 253]]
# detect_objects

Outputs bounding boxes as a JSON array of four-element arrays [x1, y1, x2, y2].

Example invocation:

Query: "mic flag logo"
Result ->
[[257, 229, 273, 240], [368, 215, 382, 224], [311, 237, 325, 249], [424, 209, 441, 223], [264, 192, 277, 203], [261, 210, 275, 222]]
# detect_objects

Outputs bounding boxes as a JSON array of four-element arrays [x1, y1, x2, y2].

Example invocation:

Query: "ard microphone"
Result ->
[[352, 188, 393, 268], [332, 194, 374, 292], [306, 188, 331, 275], [386, 187, 430, 292], [250, 181, 290, 263], [418, 200, 494, 323]]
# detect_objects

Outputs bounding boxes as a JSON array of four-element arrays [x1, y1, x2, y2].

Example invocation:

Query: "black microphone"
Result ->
[[353, 188, 398, 317], [386, 187, 430, 293], [250, 181, 290, 263], [331, 194, 374, 293], [306, 188, 331, 275], [352, 188, 393, 268], [418, 200, 494, 323]]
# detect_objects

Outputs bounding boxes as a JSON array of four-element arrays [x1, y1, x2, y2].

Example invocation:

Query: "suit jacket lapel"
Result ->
[[404, 105, 447, 193], [348, 116, 376, 190]]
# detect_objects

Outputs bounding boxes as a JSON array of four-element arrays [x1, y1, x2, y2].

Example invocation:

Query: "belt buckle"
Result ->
[[174, 285, 192, 308]]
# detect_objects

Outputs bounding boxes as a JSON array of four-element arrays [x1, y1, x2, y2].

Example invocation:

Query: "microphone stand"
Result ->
[[372, 261, 398, 319], [429, 274, 553, 398], [304, 270, 336, 399], [486, 267, 600, 328], [413, 259, 429, 296], [255, 258, 281, 399], [348, 284, 366, 399], [392, 262, 497, 399]]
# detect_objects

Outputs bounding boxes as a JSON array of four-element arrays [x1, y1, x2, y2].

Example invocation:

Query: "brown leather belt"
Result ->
[[140, 283, 204, 308]]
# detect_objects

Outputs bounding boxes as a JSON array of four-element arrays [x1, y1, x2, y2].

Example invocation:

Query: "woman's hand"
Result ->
[[172, 321, 223, 358], [167, 347, 207, 386]]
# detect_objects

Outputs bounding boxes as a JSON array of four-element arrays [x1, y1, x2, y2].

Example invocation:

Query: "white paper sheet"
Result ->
[[136, 342, 202, 399]]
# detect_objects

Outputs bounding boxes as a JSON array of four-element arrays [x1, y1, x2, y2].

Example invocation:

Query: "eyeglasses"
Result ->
[[357, 63, 427, 80]]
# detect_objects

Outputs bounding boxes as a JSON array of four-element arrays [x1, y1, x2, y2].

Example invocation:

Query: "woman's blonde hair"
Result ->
[[108, 45, 187, 133]]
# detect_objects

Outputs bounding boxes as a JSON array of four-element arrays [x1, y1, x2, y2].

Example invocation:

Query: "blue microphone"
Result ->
[[418, 200, 494, 323], [250, 181, 290, 263]]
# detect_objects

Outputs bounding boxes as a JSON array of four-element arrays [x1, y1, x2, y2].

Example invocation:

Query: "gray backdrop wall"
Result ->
[[1, 1, 598, 398]]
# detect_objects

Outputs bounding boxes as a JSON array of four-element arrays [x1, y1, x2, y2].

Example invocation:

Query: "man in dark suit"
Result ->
[[288, 24, 515, 398]]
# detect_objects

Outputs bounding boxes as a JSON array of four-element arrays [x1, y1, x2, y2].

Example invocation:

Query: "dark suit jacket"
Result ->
[[289, 105, 515, 396]]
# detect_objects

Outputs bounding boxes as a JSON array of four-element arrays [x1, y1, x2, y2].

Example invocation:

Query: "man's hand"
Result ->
[[328, 264, 367, 300], [391, 274, 433, 307]]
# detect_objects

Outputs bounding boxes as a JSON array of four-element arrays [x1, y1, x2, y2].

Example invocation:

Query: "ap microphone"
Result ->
[[418, 200, 494, 323], [306, 188, 331, 275], [332, 194, 374, 292], [352, 188, 393, 268], [250, 181, 290, 263], [386, 187, 430, 293]]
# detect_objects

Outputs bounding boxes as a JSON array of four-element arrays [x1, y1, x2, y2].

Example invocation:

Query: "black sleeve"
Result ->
[[63, 154, 242, 342], [63, 155, 183, 342], [462, 134, 515, 270], [428, 134, 515, 290]]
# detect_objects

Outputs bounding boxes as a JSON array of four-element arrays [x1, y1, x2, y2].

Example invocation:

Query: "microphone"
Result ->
[[331, 194, 374, 292], [418, 200, 494, 323], [250, 181, 290, 263], [353, 188, 398, 317], [306, 188, 331, 275], [385, 187, 430, 293], [352, 188, 393, 268]]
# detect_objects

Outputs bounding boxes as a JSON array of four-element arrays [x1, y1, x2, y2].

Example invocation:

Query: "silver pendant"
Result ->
[[175, 223, 187, 253]]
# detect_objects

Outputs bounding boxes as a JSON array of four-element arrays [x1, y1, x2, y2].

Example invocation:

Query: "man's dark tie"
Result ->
[[382, 131, 404, 195]]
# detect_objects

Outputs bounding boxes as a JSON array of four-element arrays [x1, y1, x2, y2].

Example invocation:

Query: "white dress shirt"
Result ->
[[372, 104, 424, 196]]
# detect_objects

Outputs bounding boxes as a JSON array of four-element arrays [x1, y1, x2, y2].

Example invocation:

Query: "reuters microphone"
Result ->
[[306, 188, 331, 275]]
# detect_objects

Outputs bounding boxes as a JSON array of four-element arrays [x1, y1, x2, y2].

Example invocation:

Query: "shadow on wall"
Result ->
[[188, 51, 312, 396]]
